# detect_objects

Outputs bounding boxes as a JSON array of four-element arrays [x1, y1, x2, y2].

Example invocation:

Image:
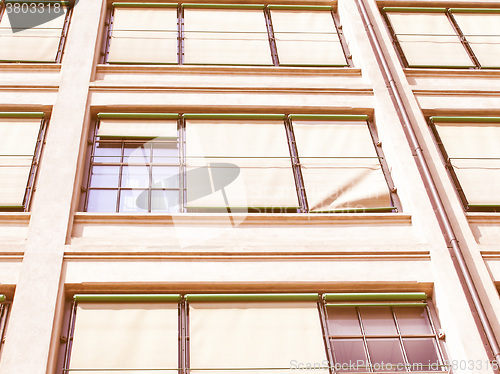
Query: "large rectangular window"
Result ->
[[81, 113, 398, 214], [383, 7, 500, 69], [0, 0, 71, 63], [429, 116, 500, 212], [61, 293, 447, 373], [103, 3, 349, 67], [0, 112, 46, 211]]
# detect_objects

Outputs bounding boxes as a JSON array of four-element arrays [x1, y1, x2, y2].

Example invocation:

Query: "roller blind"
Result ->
[[385, 11, 473, 67], [69, 302, 179, 373], [98, 119, 178, 138], [185, 120, 298, 208], [0, 5, 67, 62], [452, 12, 500, 68], [270, 10, 346, 66], [189, 301, 328, 374], [433, 120, 500, 205], [183, 8, 273, 65], [292, 120, 391, 212], [108, 6, 178, 64], [0, 118, 41, 206]]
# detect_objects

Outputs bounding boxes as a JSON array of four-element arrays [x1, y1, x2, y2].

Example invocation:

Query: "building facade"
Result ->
[[0, 0, 500, 373]]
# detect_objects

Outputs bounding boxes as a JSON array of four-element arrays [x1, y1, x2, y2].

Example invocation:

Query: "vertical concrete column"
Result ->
[[0, 0, 104, 373]]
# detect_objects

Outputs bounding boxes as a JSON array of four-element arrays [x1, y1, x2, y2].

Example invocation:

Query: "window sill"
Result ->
[[73, 212, 411, 226], [405, 67, 500, 78], [95, 64, 361, 77], [0, 212, 30, 224], [0, 62, 62, 72], [467, 212, 500, 224]]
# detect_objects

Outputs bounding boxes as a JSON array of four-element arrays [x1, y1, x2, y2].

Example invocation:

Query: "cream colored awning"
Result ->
[[270, 10, 346, 66], [189, 301, 329, 374]]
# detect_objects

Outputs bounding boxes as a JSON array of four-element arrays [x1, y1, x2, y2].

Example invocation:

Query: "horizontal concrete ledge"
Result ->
[[414, 90, 500, 97], [73, 212, 412, 226], [0, 63, 61, 72], [0, 213, 30, 224], [63, 252, 430, 261], [405, 68, 500, 78], [64, 281, 434, 296], [95, 64, 362, 77], [467, 213, 500, 224]]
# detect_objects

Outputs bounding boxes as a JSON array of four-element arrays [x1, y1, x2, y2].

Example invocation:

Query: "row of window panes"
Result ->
[[81, 114, 399, 214], [1, 113, 500, 213], [103, 4, 349, 67], [383, 8, 500, 69], [62, 294, 447, 373], [0, 1, 70, 62]]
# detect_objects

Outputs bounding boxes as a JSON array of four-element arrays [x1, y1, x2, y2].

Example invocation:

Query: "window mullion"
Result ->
[[102, 8, 114, 64], [83, 122, 99, 212], [391, 307, 411, 372], [366, 120, 401, 212], [116, 141, 125, 213], [178, 5, 184, 65], [179, 116, 187, 213], [356, 307, 373, 372], [446, 10, 481, 69], [62, 300, 78, 374], [24, 118, 47, 211], [425, 305, 448, 371], [285, 116, 308, 213], [264, 7, 279, 66], [318, 297, 336, 374], [179, 297, 188, 374], [331, 9, 352, 67], [56, 4, 71, 63]]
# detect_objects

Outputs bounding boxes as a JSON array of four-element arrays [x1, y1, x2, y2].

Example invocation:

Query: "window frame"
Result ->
[[0, 295, 9, 358], [101, 2, 352, 67], [0, 0, 73, 63], [382, 7, 500, 70], [81, 113, 400, 214], [0, 112, 47, 212], [60, 293, 447, 374], [428, 116, 500, 212]]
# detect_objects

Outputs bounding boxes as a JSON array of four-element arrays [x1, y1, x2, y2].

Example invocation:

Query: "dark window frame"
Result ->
[[101, 3, 352, 68], [81, 113, 400, 214]]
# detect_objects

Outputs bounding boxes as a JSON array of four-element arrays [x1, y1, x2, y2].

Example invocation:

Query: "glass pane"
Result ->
[[89, 166, 120, 188], [403, 338, 441, 371], [366, 338, 405, 371], [394, 307, 432, 335], [359, 307, 397, 335], [87, 189, 118, 212], [331, 339, 367, 372], [124, 143, 150, 164], [151, 190, 179, 213], [122, 166, 150, 188], [327, 307, 362, 336], [119, 189, 148, 212], [153, 142, 178, 163], [152, 166, 179, 189], [94, 142, 122, 163]]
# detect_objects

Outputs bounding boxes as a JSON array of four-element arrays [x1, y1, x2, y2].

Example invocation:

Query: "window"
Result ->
[[383, 7, 500, 69], [429, 116, 500, 212], [81, 113, 399, 213], [61, 293, 446, 373], [0, 295, 8, 358], [103, 3, 349, 67], [0, 0, 71, 63], [0, 112, 46, 211]]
